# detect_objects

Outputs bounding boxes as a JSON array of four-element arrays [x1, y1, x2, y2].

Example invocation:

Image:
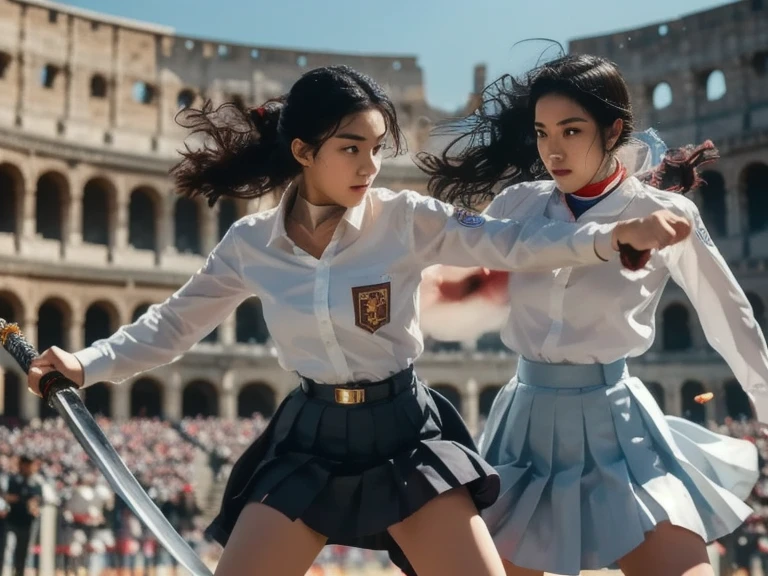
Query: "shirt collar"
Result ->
[[267, 179, 367, 248]]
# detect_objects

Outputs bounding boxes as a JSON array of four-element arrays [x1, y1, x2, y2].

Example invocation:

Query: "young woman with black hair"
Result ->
[[418, 54, 765, 576], [26, 64, 689, 576]]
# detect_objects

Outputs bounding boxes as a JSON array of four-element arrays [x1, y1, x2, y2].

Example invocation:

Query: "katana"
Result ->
[[0, 319, 213, 576]]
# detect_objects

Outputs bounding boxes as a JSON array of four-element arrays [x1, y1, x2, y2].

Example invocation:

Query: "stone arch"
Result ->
[[37, 297, 71, 351], [699, 171, 727, 237], [0, 52, 11, 80], [2, 370, 21, 419], [0, 290, 24, 324], [128, 186, 159, 251], [84, 301, 118, 346], [652, 82, 673, 110], [0, 162, 23, 235], [84, 384, 111, 417], [174, 196, 201, 255], [182, 380, 218, 417], [131, 378, 163, 418], [236, 299, 270, 344], [177, 88, 195, 109], [479, 385, 501, 418], [237, 382, 276, 418], [36, 171, 69, 241], [90, 74, 108, 98], [662, 303, 692, 351], [82, 177, 116, 246], [724, 379, 754, 420], [131, 302, 152, 323], [740, 163, 768, 233], [704, 70, 726, 101]]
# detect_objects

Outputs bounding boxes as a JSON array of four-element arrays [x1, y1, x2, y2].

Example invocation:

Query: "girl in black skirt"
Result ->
[[27, 65, 691, 576]]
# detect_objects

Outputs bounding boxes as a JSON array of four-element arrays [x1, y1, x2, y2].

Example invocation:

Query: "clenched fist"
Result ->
[[27, 346, 84, 397]]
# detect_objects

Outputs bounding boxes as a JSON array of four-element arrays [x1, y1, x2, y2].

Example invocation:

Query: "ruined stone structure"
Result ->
[[0, 0, 765, 434], [566, 0, 768, 429]]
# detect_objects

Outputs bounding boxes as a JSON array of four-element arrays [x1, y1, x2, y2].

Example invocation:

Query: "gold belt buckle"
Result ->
[[334, 388, 365, 404]]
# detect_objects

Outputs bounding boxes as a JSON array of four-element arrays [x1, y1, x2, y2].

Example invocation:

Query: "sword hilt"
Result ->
[[0, 319, 78, 405]]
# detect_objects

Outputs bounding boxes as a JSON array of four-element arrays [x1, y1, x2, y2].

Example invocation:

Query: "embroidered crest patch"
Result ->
[[454, 208, 485, 228], [352, 282, 391, 334]]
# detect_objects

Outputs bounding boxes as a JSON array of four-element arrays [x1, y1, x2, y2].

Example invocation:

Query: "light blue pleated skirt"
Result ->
[[479, 357, 759, 576]]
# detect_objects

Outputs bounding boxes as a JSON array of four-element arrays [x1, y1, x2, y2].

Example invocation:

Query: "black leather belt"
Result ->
[[299, 365, 414, 405]]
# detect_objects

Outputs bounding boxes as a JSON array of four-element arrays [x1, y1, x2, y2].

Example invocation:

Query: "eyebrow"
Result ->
[[534, 117, 589, 127], [334, 132, 387, 141]]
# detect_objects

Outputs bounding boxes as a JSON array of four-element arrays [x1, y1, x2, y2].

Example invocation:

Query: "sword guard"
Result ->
[[40, 371, 76, 405]]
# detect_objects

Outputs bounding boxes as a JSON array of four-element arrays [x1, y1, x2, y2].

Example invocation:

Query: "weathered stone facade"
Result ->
[[0, 0, 765, 435]]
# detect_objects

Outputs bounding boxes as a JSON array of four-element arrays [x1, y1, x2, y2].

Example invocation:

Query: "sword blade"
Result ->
[[51, 388, 213, 576]]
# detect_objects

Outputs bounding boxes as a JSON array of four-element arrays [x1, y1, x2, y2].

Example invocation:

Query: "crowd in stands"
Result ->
[[0, 411, 767, 575]]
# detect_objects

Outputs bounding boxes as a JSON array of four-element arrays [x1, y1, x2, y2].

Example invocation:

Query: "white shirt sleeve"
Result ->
[[73, 224, 252, 387], [404, 190, 616, 269], [665, 206, 768, 422]]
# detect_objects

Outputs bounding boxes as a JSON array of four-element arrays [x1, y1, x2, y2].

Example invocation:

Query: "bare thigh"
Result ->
[[502, 560, 544, 576], [213, 502, 327, 576], [618, 521, 714, 576], [387, 487, 505, 576]]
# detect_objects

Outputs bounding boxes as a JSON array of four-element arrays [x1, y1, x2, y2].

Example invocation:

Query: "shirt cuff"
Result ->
[[72, 346, 114, 388], [593, 223, 618, 262]]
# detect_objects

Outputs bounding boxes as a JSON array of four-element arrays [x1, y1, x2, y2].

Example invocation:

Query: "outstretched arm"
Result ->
[[29, 224, 252, 392], [665, 206, 768, 423]]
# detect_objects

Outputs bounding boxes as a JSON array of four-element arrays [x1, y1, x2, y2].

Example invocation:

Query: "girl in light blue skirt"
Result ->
[[417, 54, 765, 576]]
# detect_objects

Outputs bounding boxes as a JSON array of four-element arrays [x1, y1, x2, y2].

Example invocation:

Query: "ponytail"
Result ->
[[416, 74, 545, 208], [170, 97, 299, 207], [637, 140, 720, 194]]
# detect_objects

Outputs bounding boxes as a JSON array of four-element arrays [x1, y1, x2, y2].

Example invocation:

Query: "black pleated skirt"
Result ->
[[206, 366, 499, 574]]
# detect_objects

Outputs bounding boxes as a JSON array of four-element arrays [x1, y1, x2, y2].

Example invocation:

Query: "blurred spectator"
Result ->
[[5, 455, 43, 576]]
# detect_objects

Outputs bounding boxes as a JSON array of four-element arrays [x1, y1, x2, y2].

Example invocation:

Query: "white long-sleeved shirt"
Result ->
[[452, 175, 768, 422], [73, 185, 617, 387]]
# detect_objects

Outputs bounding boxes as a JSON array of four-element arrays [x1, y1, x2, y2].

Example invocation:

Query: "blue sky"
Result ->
[[58, 0, 732, 111]]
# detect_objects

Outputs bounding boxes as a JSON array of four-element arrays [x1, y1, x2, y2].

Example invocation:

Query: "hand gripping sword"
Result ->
[[0, 319, 213, 576]]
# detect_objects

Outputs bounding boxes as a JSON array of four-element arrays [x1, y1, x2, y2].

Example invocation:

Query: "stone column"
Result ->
[[201, 204, 218, 255], [461, 378, 479, 438], [68, 317, 84, 351], [221, 370, 237, 420], [64, 189, 82, 258], [664, 382, 682, 418], [23, 315, 38, 350], [158, 193, 177, 265], [110, 383, 131, 422], [112, 187, 129, 253], [709, 380, 727, 424], [163, 371, 183, 421], [221, 313, 237, 346], [19, 185, 37, 254]]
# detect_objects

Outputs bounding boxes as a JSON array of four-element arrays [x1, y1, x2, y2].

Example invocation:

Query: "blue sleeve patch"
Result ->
[[454, 208, 485, 228], [694, 214, 714, 247]]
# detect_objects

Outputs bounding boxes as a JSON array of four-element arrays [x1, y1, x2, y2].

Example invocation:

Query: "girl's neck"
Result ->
[[291, 192, 345, 232]]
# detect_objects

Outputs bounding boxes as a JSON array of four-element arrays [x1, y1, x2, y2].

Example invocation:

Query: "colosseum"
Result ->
[[0, 0, 766, 436]]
